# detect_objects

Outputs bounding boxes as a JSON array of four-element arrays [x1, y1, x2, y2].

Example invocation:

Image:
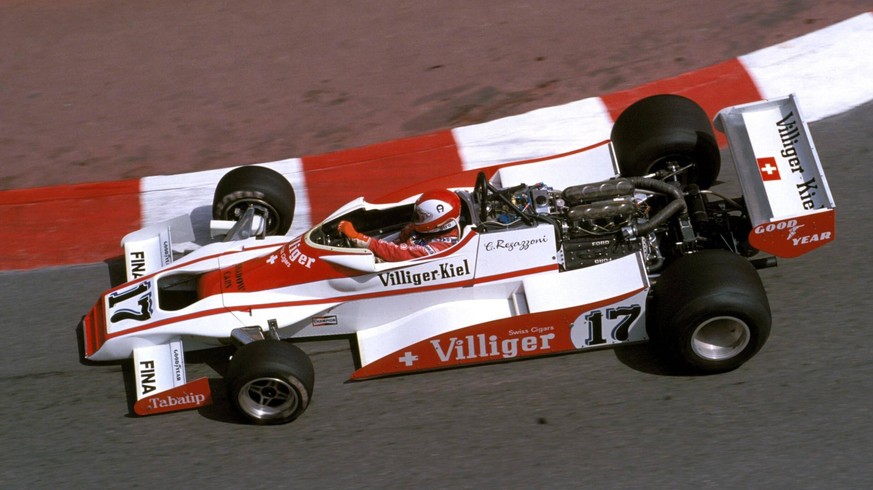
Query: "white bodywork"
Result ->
[[82, 95, 834, 412], [83, 140, 647, 381]]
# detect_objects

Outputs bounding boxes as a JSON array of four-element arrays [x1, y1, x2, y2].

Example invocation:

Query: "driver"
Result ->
[[338, 189, 461, 262]]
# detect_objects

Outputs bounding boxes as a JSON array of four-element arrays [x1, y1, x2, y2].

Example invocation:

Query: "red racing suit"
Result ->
[[367, 224, 460, 262]]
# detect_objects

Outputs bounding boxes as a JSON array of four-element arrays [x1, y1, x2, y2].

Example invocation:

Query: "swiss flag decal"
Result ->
[[757, 157, 781, 181]]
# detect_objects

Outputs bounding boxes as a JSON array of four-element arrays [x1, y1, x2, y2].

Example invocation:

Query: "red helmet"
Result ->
[[413, 189, 461, 233]]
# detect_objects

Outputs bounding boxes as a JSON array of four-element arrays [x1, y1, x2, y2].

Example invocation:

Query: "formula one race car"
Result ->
[[81, 94, 835, 424]]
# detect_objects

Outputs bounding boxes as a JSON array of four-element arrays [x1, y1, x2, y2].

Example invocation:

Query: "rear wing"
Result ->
[[714, 94, 835, 258]]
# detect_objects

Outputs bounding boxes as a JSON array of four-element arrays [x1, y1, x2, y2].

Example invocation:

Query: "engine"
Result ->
[[480, 177, 683, 272], [559, 178, 648, 270]]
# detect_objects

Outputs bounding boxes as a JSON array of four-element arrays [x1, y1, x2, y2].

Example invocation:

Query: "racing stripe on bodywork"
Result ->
[[83, 296, 108, 358], [97, 262, 557, 344]]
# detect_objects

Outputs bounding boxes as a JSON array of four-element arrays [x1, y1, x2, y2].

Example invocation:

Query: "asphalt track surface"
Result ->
[[2, 2, 872, 489]]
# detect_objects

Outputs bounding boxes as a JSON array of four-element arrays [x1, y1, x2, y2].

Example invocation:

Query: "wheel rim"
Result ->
[[690, 316, 751, 361], [226, 199, 282, 235], [237, 377, 300, 421]]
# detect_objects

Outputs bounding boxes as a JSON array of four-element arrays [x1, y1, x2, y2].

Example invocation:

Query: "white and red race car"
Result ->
[[81, 94, 835, 424]]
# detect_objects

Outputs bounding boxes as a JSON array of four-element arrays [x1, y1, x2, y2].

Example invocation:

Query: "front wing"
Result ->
[[131, 340, 213, 416]]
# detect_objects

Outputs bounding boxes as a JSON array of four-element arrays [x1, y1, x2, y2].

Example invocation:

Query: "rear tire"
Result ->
[[650, 250, 771, 373], [226, 340, 315, 425], [611, 94, 721, 189], [213, 166, 295, 235]]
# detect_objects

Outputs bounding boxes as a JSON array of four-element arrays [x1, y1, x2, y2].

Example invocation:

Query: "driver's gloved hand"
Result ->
[[338, 221, 371, 248]]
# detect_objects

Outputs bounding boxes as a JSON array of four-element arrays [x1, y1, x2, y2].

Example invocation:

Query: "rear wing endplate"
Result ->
[[132, 339, 212, 416], [714, 94, 835, 258]]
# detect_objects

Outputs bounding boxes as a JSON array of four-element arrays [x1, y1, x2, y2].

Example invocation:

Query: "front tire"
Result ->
[[213, 166, 296, 235], [226, 340, 315, 425], [650, 250, 771, 373]]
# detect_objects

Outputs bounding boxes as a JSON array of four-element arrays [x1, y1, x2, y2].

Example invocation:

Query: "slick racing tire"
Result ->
[[213, 165, 295, 236], [611, 94, 720, 189], [650, 250, 771, 373], [226, 340, 315, 425]]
